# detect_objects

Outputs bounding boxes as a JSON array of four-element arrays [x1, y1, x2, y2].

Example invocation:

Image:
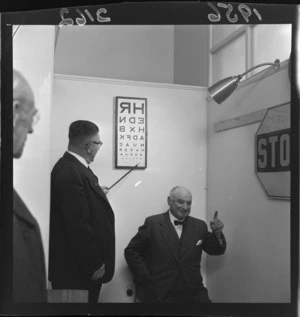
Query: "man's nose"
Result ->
[[182, 202, 190, 209]]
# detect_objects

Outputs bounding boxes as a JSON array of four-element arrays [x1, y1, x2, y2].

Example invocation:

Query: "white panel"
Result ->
[[207, 65, 290, 302], [212, 34, 246, 84], [52, 76, 208, 302], [253, 24, 292, 75], [13, 25, 55, 284], [212, 25, 243, 47]]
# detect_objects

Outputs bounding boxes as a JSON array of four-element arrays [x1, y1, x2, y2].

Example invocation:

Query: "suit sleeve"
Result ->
[[124, 219, 152, 285], [55, 170, 104, 278], [202, 222, 226, 255]]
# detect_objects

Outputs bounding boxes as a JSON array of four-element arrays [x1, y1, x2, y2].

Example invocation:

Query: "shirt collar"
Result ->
[[67, 151, 89, 168]]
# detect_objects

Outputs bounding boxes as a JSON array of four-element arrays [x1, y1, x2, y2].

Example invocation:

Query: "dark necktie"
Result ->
[[174, 219, 185, 227]]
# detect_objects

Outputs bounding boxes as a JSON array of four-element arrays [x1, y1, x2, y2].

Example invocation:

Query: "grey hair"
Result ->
[[169, 186, 191, 199], [169, 186, 180, 198]]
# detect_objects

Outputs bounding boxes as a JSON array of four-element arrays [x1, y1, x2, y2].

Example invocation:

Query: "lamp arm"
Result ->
[[239, 59, 280, 78]]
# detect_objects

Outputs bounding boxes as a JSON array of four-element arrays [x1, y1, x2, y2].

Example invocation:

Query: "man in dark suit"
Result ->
[[12, 70, 47, 302], [124, 185, 226, 303], [49, 120, 115, 304]]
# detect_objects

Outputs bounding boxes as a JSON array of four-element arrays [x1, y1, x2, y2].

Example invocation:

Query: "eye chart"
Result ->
[[115, 97, 147, 169]]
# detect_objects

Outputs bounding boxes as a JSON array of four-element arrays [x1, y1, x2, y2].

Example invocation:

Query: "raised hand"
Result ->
[[210, 211, 224, 234], [101, 186, 110, 195]]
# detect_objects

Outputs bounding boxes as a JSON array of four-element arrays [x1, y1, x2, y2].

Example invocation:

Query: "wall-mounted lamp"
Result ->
[[207, 59, 281, 104]]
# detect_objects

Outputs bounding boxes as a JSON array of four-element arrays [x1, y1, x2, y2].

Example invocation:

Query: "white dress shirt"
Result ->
[[169, 210, 185, 239]]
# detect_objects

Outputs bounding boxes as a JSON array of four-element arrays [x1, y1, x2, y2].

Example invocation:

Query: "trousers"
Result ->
[[161, 274, 212, 303], [51, 281, 102, 304]]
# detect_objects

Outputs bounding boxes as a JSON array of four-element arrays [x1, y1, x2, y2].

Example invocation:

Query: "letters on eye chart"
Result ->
[[115, 97, 148, 169]]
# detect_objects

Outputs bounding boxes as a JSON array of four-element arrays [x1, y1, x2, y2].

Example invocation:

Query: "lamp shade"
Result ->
[[208, 76, 241, 104], [208, 59, 280, 104]]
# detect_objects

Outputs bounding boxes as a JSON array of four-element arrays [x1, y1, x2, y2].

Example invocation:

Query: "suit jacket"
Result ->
[[49, 152, 115, 289], [13, 190, 47, 303], [124, 211, 226, 302]]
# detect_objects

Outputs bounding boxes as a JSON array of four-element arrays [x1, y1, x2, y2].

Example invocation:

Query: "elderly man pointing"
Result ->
[[124, 185, 226, 303]]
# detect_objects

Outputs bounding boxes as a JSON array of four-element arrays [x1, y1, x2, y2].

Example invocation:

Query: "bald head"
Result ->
[[13, 70, 38, 158], [13, 70, 35, 111], [169, 186, 192, 200], [168, 186, 192, 220]]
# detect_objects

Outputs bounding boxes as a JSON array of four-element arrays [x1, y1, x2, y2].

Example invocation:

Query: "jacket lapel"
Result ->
[[63, 152, 109, 202], [179, 217, 195, 259], [159, 212, 180, 263], [85, 167, 110, 203]]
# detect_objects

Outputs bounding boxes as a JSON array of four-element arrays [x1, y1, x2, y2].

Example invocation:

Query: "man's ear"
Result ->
[[167, 196, 171, 206], [13, 100, 20, 128], [86, 142, 91, 154]]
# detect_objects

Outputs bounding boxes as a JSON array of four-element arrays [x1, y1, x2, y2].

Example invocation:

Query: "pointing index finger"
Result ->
[[214, 210, 218, 219]]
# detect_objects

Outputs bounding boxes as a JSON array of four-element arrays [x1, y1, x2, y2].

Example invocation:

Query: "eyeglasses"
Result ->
[[86, 140, 103, 148], [14, 100, 40, 128], [93, 141, 103, 148]]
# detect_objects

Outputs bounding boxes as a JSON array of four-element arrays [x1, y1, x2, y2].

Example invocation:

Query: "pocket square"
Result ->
[[196, 240, 203, 246]]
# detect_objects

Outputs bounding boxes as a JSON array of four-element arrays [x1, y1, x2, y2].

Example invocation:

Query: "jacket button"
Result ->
[[23, 231, 29, 240]]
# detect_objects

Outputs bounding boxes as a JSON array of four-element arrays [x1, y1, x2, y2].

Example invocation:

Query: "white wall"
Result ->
[[13, 26, 55, 284], [51, 75, 208, 302], [174, 25, 209, 87], [54, 26, 175, 84], [209, 25, 291, 84], [206, 63, 291, 302], [54, 25, 210, 87]]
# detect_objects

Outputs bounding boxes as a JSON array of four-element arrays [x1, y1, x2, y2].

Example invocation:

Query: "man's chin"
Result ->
[[13, 143, 26, 158], [179, 212, 190, 220], [13, 150, 23, 159]]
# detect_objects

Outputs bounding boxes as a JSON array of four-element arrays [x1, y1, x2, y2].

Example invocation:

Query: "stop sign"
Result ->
[[255, 103, 290, 199]]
